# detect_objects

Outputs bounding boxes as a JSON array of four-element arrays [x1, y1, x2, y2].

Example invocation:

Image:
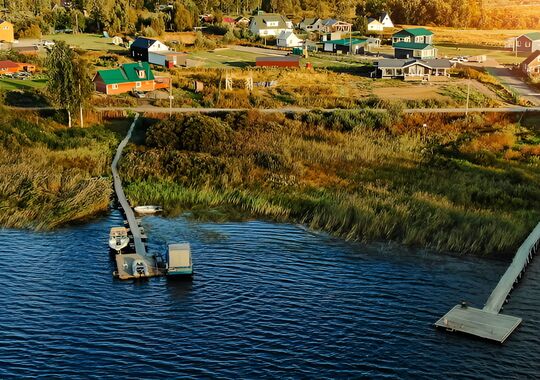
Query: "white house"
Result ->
[[249, 14, 293, 37], [367, 18, 384, 32], [276, 31, 303, 48], [379, 12, 394, 28]]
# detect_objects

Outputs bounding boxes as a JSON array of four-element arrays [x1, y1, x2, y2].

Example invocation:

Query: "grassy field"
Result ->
[[0, 77, 47, 91], [120, 111, 540, 256], [41, 33, 127, 52]]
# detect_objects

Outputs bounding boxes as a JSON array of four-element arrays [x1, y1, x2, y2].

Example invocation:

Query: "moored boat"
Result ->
[[109, 227, 129, 252], [134, 205, 163, 214]]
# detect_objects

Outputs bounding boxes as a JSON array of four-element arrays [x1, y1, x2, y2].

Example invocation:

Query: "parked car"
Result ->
[[131, 90, 146, 98]]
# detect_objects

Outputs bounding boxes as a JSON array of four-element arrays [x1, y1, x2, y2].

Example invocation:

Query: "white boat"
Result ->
[[132, 260, 149, 277], [109, 227, 129, 252], [134, 205, 163, 214]]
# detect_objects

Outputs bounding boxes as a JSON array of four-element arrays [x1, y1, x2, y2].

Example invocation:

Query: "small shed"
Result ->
[[255, 56, 301, 68], [167, 243, 193, 276]]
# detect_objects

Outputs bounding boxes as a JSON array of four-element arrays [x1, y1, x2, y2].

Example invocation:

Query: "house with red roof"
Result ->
[[0, 60, 36, 74]]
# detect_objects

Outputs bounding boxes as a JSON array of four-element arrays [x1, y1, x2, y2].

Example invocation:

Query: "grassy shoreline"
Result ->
[[0, 109, 120, 230], [119, 110, 540, 257]]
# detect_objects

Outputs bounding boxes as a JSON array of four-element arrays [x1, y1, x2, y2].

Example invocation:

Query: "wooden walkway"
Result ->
[[436, 222, 540, 343], [111, 114, 162, 280]]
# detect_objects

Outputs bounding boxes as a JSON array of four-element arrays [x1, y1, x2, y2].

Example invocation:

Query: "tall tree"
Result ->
[[46, 41, 93, 128]]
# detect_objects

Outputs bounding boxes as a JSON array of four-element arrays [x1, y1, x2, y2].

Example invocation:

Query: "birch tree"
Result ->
[[45, 41, 93, 128]]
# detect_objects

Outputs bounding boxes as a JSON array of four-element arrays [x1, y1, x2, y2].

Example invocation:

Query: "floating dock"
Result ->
[[435, 222, 540, 343], [111, 114, 165, 280]]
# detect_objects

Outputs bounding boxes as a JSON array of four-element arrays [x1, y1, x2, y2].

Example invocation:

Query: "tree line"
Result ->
[[0, 0, 538, 37]]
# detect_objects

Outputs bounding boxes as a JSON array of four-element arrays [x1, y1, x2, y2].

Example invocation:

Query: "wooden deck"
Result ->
[[436, 222, 540, 343], [111, 114, 163, 280]]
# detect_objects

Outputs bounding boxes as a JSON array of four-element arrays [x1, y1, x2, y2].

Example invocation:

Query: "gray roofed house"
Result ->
[[376, 58, 453, 81]]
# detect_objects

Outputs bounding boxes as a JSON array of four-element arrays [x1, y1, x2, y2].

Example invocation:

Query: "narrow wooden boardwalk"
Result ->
[[111, 114, 161, 280], [436, 221, 540, 343]]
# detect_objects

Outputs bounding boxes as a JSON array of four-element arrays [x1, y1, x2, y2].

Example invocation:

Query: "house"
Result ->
[[276, 31, 303, 48], [255, 56, 300, 68], [512, 32, 540, 53], [393, 42, 437, 59], [379, 12, 394, 28], [0, 60, 35, 74], [235, 16, 250, 27], [376, 59, 452, 81], [0, 19, 14, 43], [323, 38, 369, 55], [200, 14, 214, 23], [93, 62, 169, 95], [130, 37, 169, 62], [392, 28, 434, 45], [249, 14, 293, 37], [392, 28, 436, 59], [222, 17, 236, 26], [299, 18, 318, 32], [520, 50, 540, 77], [300, 18, 352, 34], [367, 18, 384, 32]]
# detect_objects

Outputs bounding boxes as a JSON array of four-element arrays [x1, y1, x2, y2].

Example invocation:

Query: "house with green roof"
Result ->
[[515, 32, 540, 53], [392, 28, 434, 45], [323, 37, 380, 55], [93, 62, 169, 95], [392, 28, 436, 59]]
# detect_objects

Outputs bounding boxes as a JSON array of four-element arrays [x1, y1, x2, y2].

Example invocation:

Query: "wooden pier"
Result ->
[[111, 114, 164, 280], [435, 222, 540, 343]]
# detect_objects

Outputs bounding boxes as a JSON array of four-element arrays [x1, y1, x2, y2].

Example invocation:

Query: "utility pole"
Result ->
[[169, 77, 173, 116], [465, 75, 471, 117]]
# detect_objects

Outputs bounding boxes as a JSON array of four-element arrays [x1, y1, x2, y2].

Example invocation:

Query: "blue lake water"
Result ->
[[1, 210, 539, 378]]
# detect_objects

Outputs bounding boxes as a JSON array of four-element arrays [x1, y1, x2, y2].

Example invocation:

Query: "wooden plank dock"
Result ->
[[435, 222, 540, 343], [111, 114, 164, 280]]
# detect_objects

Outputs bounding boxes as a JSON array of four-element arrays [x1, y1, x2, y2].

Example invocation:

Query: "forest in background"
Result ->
[[0, 0, 538, 39]]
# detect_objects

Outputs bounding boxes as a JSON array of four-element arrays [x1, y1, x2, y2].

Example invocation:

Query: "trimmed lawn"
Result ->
[[0, 78, 47, 91], [42, 33, 127, 52]]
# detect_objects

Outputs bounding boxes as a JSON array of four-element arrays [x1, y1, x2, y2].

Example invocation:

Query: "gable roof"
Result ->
[[251, 14, 291, 30], [522, 50, 540, 65], [368, 18, 383, 25], [301, 17, 317, 25], [393, 42, 434, 50], [380, 12, 391, 20], [277, 31, 299, 40], [393, 28, 433, 37], [522, 32, 540, 41], [0, 19, 12, 25], [321, 19, 352, 27], [96, 62, 155, 85], [131, 37, 162, 49], [0, 60, 20, 69]]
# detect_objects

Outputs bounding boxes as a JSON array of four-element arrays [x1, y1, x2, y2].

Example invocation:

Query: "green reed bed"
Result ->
[[120, 111, 540, 256], [0, 110, 118, 229]]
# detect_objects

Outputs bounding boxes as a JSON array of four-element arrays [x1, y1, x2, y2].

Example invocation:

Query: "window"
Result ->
[[526, 41, 531, 47], [135, 82, 142, 88], [137, 69, 145, 79], [517, 41, 521, 47], [112, 84, 119, 90]]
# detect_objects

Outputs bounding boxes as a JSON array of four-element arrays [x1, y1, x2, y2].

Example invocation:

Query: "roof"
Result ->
[[301, 17, 317, 25], [325, 38, 368, 46], [131, 37, 162, 49], [0, 19, 11, 25], [368, 18, 383, 25], [522, 50, 540, 65], [96, 62, 155, 85], [377, 58, 451, 69], [393, 42, 434, 50], [222, 17, 236, 23], [0, 60, 20, 68], [393, 27, 434, 37], [251, 14, 291, 30], [522, 32, 540, 41], [321, 18, 352, 27], [380, 12, 390, 19], [277, 30, 299, 40]]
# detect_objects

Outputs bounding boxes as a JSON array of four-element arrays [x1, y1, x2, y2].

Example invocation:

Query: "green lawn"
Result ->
[[0, 78, 47, 91], [42, 33, 127, 52]]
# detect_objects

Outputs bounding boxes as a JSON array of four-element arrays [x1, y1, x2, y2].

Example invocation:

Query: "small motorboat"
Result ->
[[109, 227, 129, 252], [132, 260, 149, 277], [134, 205, 163, 215]]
